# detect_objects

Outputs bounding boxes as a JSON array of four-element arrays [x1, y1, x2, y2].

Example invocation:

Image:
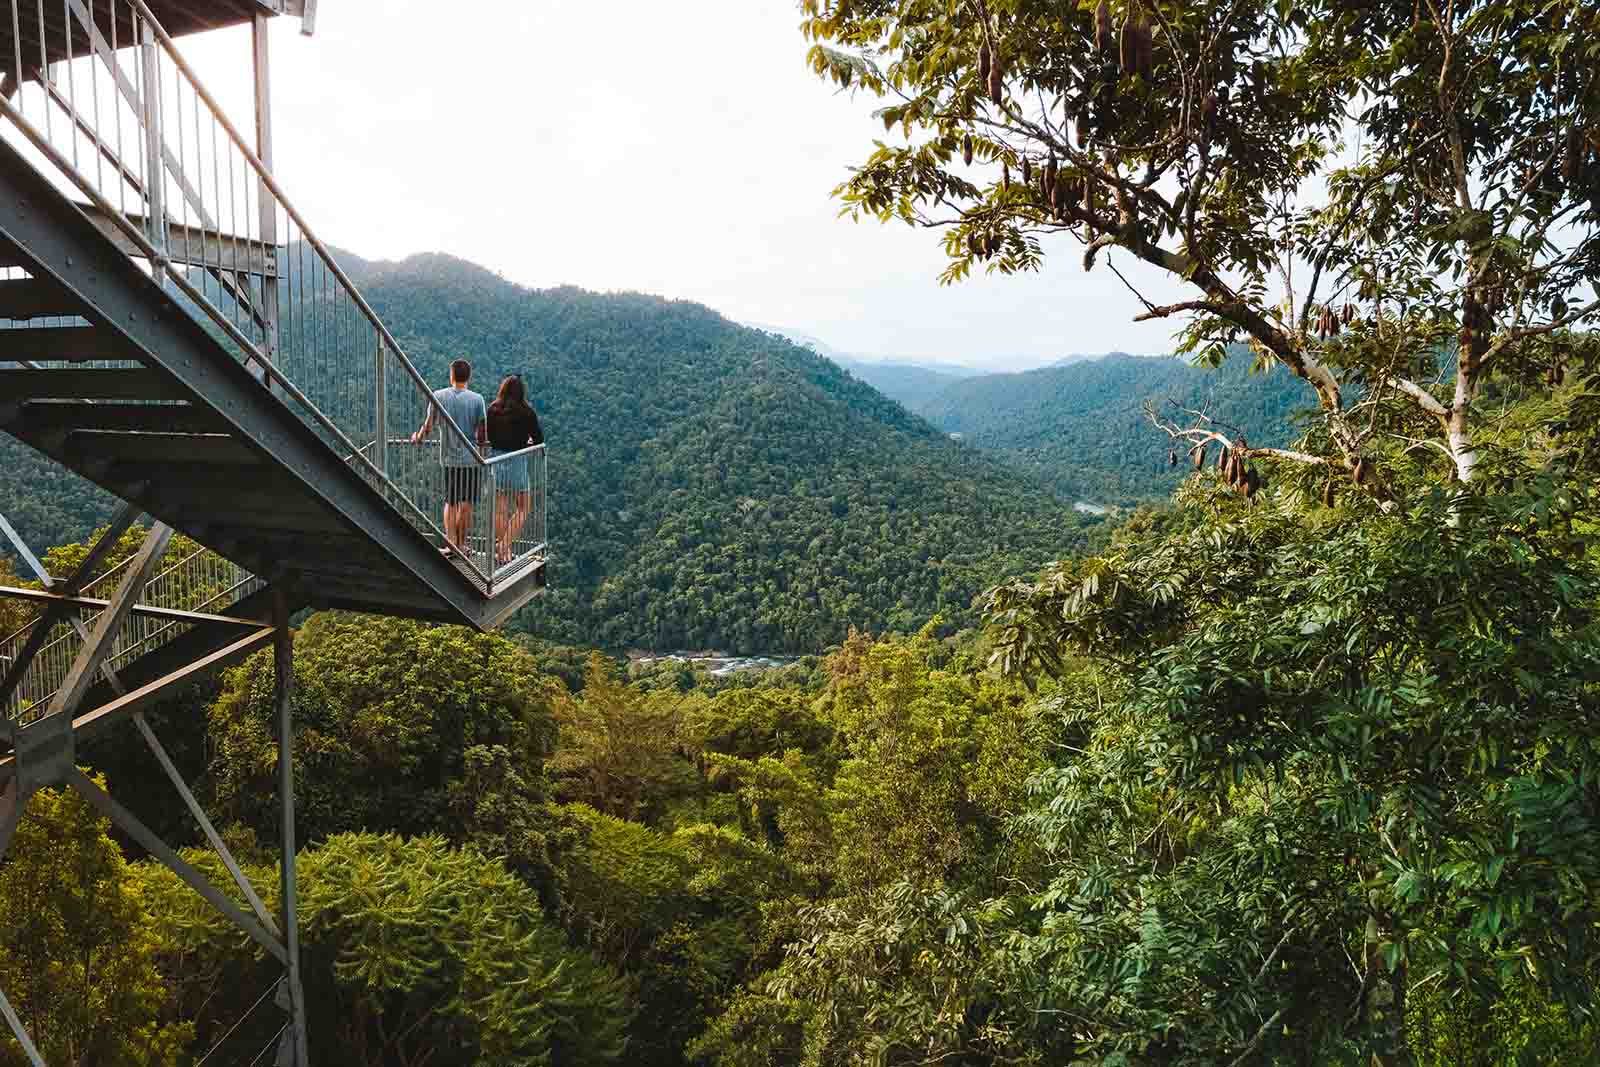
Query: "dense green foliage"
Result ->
[[136, 833, 629, 1066], [915, 349, 1316, 505], [0, 782, 190, 1067], [0, 433, 114, 565]]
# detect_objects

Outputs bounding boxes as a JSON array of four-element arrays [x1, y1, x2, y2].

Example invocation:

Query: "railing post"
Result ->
[[253, 12, 281, 378], [138, 21, 165, 278], [373, 339, 387, 475]]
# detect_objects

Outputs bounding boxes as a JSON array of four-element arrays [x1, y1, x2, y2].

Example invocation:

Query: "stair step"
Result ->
[[0, 325, 134, 363], [12, 400, 228, 436], [65, 429, 261, 467], [0, 367, 188, 402], [0, 278, 85, 320]]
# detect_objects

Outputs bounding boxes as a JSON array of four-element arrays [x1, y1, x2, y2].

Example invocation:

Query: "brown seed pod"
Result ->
[[1043, 155, 1058, 191], [1021, 156, 1032, 185], [1137, 17, 1155, 79], [988, 59, 1004, 106], [1353, 457, 1369, 485], [1119, 17, 1135, 73], [1342, 303, 1355, 325], [1218, 445, 1230, 470], [1094, 0, 1113, 55], [978, 42, 991, 83], [1564, 126, 1581, 185], [1193, 445, 1206, 470], [1202, 91, 1218, 138], [967, 232, 980, 256], [1052, 173, 1068, 212], [1322, 482, 1335, 508], [963, 135, 974, 167], [1001, 163, 1010, 191]]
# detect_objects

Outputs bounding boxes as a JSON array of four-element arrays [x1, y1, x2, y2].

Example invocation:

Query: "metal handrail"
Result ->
[[123, 0, 484, 468], [0, 0, 554, 594]]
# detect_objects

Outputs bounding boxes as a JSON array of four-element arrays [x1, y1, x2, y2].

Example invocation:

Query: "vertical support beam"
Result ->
[[252, 13, 280, 373], [138, 21, 166, 276], [273, 589, 309, 1066], [373, 339, 387, 475]]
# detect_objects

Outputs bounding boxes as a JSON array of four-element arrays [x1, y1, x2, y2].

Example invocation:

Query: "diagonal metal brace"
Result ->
[[43, 524, 172, 722], [0, 502, 142, 710], [66, 767, 288, 965], [132, 711, 280, 937]]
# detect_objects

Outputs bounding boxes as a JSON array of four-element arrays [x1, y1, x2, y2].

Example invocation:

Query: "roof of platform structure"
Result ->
[[1, 1, 314, 74]]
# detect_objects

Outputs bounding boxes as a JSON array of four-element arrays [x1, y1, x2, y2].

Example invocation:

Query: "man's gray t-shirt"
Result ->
[[431, 386, 486, 467]]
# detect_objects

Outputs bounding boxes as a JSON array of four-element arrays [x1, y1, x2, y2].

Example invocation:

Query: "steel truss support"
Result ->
[[0, 511, 310, 1065]]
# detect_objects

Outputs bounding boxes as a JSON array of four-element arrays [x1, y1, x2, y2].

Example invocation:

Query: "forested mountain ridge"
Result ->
[[0, 251, 1095, 652], [346, 252, 1091, 651], [913, 350, 1318, 505]]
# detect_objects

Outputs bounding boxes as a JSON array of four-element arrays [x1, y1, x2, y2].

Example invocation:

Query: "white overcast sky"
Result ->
[[175, 0, 1194, 371]]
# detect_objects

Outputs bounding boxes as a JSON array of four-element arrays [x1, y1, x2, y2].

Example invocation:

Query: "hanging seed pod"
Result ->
[[1244, 468, 1259, 498], [1564, 127, 1582, 185], [1051, 173, 1067, 213], [1322, 482, 1336, 508], [1119, 17, 1136, 73], [1137, 16, 1155, 79], [1353, 457, 1369, 485], [1168, 449, 1178, 468], [1202, 90, 1218, 139], [1021, 156, 1031, 185], [1342, 303, 1355, 325], [1094, 0, 1113, 55], [1219, 445, 1231, 470], [978, 42, 991, 83], [1002, 163, 1010, 191], [988, 57, 1004, 106], [967, 232, 980, 256], [962, 135, 974, 166], [1043, 154, 1058, 191], [1193, 445, 1206, 470]]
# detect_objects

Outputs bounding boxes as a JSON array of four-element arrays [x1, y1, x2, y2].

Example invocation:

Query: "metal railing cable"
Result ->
[[0, 0, 548, 592]]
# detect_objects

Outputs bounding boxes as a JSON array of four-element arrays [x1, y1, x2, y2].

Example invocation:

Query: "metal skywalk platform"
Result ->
[[0, 3, 548, 1063]]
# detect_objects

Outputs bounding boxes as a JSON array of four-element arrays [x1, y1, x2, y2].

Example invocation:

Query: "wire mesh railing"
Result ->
[[0, 540, 262, 725], [0, 0, 546, 595]]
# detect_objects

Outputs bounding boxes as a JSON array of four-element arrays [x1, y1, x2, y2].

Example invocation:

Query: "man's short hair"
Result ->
[[450, 359, 471, 384]]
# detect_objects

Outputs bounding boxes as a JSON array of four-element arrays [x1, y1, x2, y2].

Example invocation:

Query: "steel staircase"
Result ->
[[0, 5, 549, 1063]]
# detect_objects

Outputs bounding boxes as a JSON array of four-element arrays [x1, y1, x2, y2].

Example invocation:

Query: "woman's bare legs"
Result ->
[[506, 490, 531, 557], [494, 492, 513, 563]]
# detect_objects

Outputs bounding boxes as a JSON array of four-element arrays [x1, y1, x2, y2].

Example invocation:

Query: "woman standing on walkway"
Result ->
[[485, 375, 544, 565]]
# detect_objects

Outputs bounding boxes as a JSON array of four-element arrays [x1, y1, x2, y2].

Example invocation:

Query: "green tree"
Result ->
[[0, 781, 191, 1066], [805, 0, 1600, 488], [207, 612, 567, 902], [551, 653, 699, 822], [137, 832, 630, 1067], [983, 477, 1600, 1065]]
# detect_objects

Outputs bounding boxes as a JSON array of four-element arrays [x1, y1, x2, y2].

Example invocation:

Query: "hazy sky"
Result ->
[[178, 1, 1195, 371]]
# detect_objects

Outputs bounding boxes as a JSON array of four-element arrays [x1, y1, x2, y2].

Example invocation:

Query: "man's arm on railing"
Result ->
[[410, 407, 435, 445]]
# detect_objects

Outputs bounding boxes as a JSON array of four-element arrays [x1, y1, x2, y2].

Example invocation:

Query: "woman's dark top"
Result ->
[[486, 403, 543, 451]]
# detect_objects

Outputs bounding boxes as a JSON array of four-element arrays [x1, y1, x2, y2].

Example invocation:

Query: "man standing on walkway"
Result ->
[[412, 359, 487, 557]]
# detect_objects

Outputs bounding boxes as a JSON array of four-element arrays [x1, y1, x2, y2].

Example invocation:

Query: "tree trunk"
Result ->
[[1363, 912, 1416, 1067]]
